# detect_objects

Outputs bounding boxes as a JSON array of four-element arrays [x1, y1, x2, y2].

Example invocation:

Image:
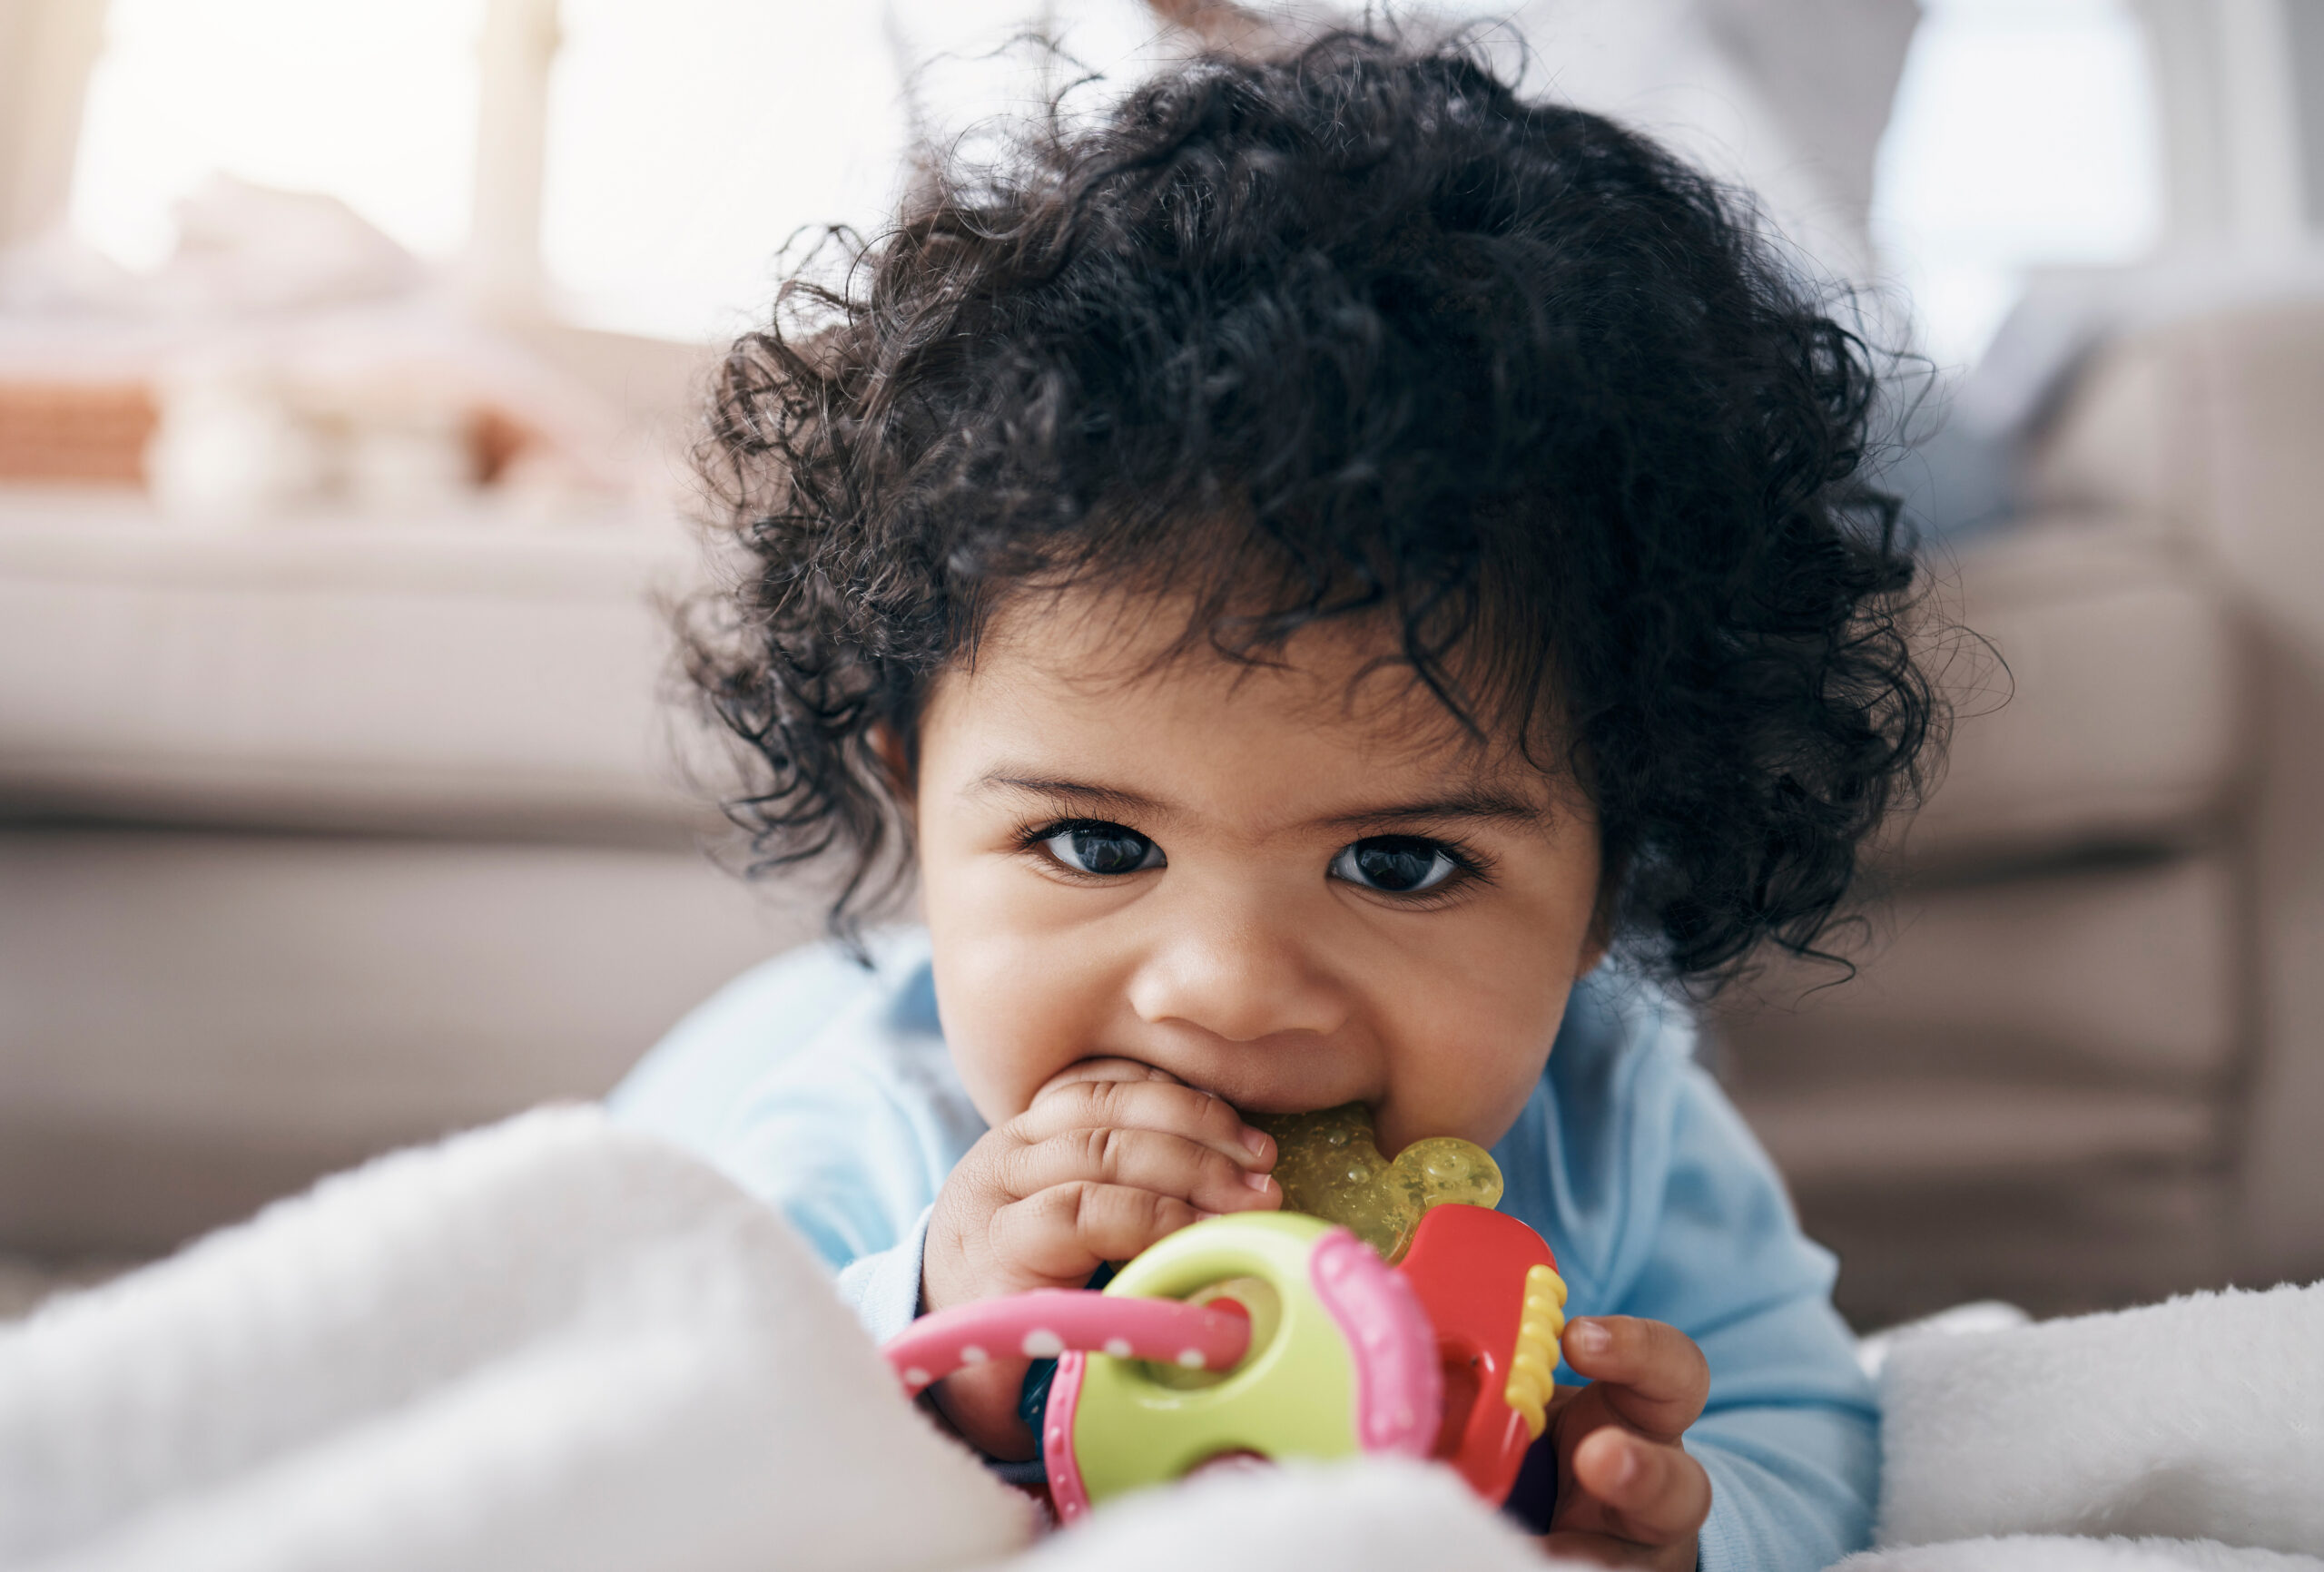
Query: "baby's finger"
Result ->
[[1535, 1529, 1678, 1568], [1014, 1076, 1273, 1171], [1571, 1427, 1712, 1548], [1035, 1057, 1183, 1095], [1560, 1317, 1710, 1439], [998, 1127, 1280, 1213], [989, 1181, 1206, 1280]]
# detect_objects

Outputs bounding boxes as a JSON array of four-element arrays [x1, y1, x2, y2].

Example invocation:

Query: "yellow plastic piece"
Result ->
[[1503, 1263, 1569, 1439], [1251, 1103, 1504, 1263]]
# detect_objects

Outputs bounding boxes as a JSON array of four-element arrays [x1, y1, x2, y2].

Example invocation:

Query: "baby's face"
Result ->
[[910, 590, 1607, 1158]]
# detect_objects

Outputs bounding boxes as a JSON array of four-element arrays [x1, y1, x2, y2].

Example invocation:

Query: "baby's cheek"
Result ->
[[929, 928, 1104, 1123], [1374, 987, 1574, 1154]]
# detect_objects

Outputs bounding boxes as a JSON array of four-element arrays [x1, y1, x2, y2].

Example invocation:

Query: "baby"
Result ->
[[615, 31, 1933, 1570]]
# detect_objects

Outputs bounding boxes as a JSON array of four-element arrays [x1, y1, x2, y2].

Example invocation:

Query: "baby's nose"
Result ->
[[1123, 905, 1347, 1045]]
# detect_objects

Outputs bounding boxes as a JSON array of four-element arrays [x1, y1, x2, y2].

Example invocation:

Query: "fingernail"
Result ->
[[1243, 1169, 1275, 1193], [1608, 1439, 1639, 1488], [1571, 1320, 1611, 1356], [1240, 1127, 1272, 1162]]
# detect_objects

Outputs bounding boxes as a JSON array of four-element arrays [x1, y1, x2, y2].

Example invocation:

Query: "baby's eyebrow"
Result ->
[[972, 774, 1543, 829], [973, 774, 1170, 819], [1314, 790, 1544, 829]]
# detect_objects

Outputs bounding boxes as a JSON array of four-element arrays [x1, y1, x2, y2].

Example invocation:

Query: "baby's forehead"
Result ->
[[947, 585, 1557, 788]]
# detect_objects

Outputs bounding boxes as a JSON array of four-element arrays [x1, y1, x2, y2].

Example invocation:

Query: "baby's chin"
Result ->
[[1196, 1077, 1519, 1153], [1216, 1089, 1467, 1159], [1190, 1082, 1379, 1125], [1157, 1076, 1454, 1147], [1215, 1087, 1353, 1117]]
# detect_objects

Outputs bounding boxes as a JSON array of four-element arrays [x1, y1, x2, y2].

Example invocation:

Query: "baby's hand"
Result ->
[[1539, 1316, 1713, 1568], [921, 1059, 1280, 1458]]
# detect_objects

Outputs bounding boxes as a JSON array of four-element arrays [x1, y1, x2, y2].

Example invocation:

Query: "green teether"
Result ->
[[1068, 1213, 1364, 1498], [1250, 1103, 1503, 1263]]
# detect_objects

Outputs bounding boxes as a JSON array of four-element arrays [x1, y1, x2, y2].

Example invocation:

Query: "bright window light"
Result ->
[[541, 0, 1171, 342], [540, 0, 913, 344], [1871, 0, 2164, 371], [69, 0, 483, 269]]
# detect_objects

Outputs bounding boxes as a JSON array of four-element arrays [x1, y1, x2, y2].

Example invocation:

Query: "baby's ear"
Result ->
[[869, 722, 915, 803], [1578, 854, 1624, 978], [1573, 934, 1612, 983]]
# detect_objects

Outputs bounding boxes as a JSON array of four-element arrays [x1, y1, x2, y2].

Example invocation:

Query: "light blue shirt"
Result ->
[[610, 931, 1877, 1570]]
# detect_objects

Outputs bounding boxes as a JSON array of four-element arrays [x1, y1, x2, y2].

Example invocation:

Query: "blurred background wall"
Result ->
[[3, 0, 2322, 1326]]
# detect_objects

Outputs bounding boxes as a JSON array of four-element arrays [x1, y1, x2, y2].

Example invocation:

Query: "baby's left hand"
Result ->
[[1538, 1316, 1712, 1568]]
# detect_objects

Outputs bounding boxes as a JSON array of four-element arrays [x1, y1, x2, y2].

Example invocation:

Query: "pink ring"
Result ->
[[1045, 1351, 1094, 1524], [1309, 1228, 1442, 1459], [881, 1289, 1252, 1396]]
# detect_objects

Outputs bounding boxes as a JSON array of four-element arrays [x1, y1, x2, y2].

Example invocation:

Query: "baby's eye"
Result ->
[[1330, 835, 1460, 894], [1041, 821, 1166, 876]]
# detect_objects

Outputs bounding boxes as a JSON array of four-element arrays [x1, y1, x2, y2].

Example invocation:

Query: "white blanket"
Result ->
[[1842, 1275, 2324, 1572], [4, 1108, 2319, 1572], [0, 1107, 1030, 1572]]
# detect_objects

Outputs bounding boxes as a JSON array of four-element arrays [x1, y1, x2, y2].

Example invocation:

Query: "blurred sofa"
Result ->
[[10, 300, 2324, 1336], [0, 329, 824, 1261], [1711, 298, 2324, 1324]]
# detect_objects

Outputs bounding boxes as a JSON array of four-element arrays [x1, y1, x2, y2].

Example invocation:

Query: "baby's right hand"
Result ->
[[921, 1059, 1280, 1459]]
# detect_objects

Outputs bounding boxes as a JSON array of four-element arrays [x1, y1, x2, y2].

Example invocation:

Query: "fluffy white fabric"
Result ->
[[994, 1457, 1553, 1572], [11, 1105, 2324, 1572], [1837, 1537, 2324, 1572], [0, 1106, 1031, 1572], [1866, 1281, 2324, 1567]]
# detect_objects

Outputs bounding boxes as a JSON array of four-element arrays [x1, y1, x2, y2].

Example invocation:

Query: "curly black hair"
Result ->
[[689, 29, 1936, 985]]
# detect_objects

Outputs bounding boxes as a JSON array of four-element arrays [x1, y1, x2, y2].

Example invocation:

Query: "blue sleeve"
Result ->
[[1506, 982, 1878, 1571], [1645, 1062, 1879, 1572], [835, 1206, 936, 1343], [606, 935, 987, 1336], [609, 942, 883, 1145]]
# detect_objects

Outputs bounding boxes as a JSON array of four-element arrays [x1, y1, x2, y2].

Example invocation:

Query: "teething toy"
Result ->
[[1251, 1103, 1504, 1263], [1059, 1213, 1441, 1517], [1397, 1201, 1567, 1502], [882, 1202, 1568, 1520]]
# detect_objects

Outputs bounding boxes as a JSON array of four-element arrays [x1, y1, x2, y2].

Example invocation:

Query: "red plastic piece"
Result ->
[[1393, 1203, 1558, 1505]]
